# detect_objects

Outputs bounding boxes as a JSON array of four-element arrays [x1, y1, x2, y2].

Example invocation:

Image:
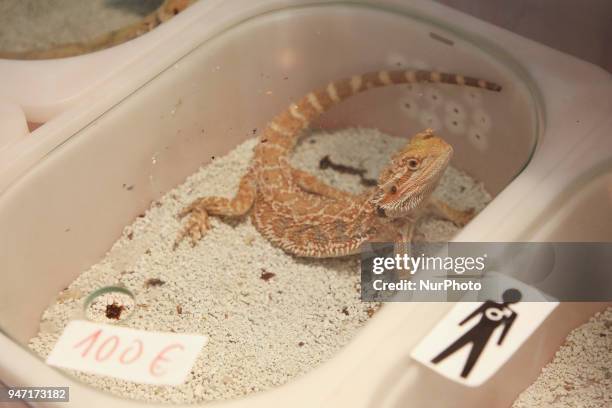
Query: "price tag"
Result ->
[[46, 320, 207, 385]]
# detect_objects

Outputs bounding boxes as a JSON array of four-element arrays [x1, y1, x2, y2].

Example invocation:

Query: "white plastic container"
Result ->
[[0, 1, 610, 407]]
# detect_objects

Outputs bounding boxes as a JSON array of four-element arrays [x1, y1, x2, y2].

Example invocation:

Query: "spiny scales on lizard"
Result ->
[[175, 69, 501, 257]]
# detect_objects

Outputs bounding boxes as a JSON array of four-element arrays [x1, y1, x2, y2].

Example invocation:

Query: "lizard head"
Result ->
[[372, 128, 452, 218]]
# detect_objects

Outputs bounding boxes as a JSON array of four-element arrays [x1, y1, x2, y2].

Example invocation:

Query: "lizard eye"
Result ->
[[389, 185, 397, 194], [407, 159, 420, 170]]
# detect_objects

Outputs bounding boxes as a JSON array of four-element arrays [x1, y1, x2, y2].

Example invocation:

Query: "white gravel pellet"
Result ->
[[29, 128, 491, 404]]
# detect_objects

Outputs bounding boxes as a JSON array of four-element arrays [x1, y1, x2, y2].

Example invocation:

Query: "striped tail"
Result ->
[[260, 69, 501, 153]]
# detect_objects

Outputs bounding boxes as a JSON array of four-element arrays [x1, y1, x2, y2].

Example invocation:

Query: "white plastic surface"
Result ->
[[0, 99, 28, 148], [0, 0, 214, 124], [0, 1, 611, 408]]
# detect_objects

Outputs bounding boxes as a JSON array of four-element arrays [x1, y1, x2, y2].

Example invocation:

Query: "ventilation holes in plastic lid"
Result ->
[[444, 100, 466, 120], [467, 126, 488, 151], [445, 115, 466, 135], [419, 111, 441, 130], [473, 108, 492, 132], [425, 88, 444, 107], [399, 96, 420, 118]]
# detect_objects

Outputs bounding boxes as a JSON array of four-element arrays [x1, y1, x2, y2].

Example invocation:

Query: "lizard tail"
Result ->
[[259, 69, 501, 154]]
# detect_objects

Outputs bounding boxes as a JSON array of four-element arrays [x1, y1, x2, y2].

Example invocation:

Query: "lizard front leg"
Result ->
[[426, 197, 475, 227], [393, 222, 415, 257], [174, 171, 257, 248]]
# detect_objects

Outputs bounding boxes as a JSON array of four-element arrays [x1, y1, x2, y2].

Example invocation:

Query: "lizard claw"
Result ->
[[173, 204, 210, 250], [177, 198, 204, 219]]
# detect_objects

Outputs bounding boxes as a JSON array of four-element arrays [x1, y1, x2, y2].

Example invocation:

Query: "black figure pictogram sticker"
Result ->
[[431, 288, 522, 378]]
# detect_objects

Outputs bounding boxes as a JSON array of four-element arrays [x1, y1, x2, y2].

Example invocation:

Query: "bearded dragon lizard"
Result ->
[[175, 69, 501, 257]]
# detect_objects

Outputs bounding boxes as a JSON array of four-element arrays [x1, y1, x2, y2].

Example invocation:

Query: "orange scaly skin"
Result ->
[[176, 69, 501, 257]]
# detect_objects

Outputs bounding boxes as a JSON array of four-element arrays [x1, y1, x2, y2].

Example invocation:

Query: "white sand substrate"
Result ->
[[29, 128, 491, 404], [0, 0, 159, 53], [512, 307, 612, 408]]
